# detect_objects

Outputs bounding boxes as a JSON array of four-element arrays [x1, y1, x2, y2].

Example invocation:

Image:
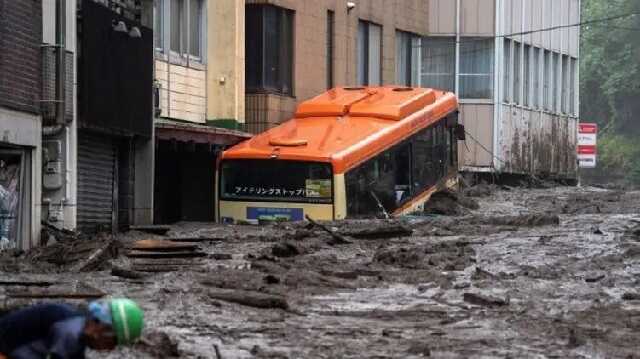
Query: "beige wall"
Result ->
[[459, 104, 494, 168], [156, 59, 207, 123], [428, 0, 495, 36], [207, 0, 245, 123], [244, 0, 430, 132]]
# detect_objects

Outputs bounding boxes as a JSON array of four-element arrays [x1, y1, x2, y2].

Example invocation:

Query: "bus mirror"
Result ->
[[454, 124, 466, 141]]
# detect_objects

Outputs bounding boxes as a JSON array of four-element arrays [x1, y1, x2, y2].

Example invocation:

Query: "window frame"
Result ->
[[357, 20, 383, 86], [458, 38, 494, 100], [161, 0, 207, 65], [503, 38, 512, 103], [395, 30, 421, 87], [523, 44, 531, 107], [326, 10, 335, 90], [513, 41, 521, 105], [421, 36, 456, 93], [245, 4, 295, 96]]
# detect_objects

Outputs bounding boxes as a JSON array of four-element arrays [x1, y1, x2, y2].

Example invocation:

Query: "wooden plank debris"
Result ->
[[209, 289, 289, 310], [128, 225, 172, 235], [131, 239, 198, 252], [127, 250, 207, 259]]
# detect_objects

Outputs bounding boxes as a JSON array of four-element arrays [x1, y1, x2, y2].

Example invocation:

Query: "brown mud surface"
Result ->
[[2, 186, 640, 358]]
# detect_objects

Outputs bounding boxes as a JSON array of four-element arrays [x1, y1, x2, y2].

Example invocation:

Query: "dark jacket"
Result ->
[[0, 303, 87, 359]]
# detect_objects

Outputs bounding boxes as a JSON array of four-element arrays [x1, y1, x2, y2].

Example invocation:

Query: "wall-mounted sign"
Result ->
[[578, 123, 597, 168]]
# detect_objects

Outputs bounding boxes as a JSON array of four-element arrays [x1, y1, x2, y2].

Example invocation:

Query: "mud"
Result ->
[[1, 186, 640, 358]]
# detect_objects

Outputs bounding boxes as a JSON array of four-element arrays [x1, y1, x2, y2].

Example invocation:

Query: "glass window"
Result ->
[[220, 160, 332, 203], [552, 52, 558, 112], [357, 21, 382, 86], [570, 57, 576, 115], [167, 0, 204, 60], [0, 153, 22, 249], [154, 0, 164, 51], [523, 45, 531, 107], [513, 42, 521, 104], [327, 11, 335, 89], [245, 5, 294, 95], [189, 0, 203, 58], [503, 39, 511, 103], [543, 50, 551, 110], [421, 37, 455, 92], [561, 55, 569, 113], [532, 47, 540, 108], [460, 38, 494, 99], [170, 0, 183, 53], [396, 31, 421, 86]]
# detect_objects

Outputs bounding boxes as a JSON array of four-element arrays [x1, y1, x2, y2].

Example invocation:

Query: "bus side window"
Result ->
[[394, 143, 412, 204]]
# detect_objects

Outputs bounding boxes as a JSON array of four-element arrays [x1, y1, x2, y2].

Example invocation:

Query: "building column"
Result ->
[[133, 137, 154, 225]]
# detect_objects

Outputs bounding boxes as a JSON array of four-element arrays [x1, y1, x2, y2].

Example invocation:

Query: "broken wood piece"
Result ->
[[167, 237, 224, 243], [346, 224, 413, 240], [8, 290, 105, 299], [128, 225, 171, 235], [463, 292, 509, 307], [126, 250, 207, 258], [70, 240, 115, 272], [305, 215, 351, 244], [208, 289, 289, 310], [111, 265, 149, 279], [0, 280, 55, 287], [131, 239, 198, 252]]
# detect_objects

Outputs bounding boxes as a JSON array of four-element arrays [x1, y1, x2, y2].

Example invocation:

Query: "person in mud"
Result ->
[[0, 298, 144, 359]]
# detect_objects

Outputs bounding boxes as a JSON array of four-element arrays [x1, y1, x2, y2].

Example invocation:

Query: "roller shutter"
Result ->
[[77, 132, 116, 232]]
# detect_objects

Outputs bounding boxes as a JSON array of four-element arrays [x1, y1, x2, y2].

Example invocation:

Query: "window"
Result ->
[[459, 38, 494, 99], [569, 57, 577, 115], [503, 39, 511, 102], [396, 31, 421, 86], [523, 45, 531, 107], [189, 0, 203, 58], [513, 42, 521, 104], [532, 47, 540, 108], [154, 0, 164, 51], [561, 55, 569, 113], [246, 5, 294, 95], [421, 37, 455, 92], [357, 21, 382, 86], [327, 11, 335, 89], [220, 160, 333, 204], [543, 50, 550, 111], [552, 52, 558, 112], [167, 0, 204, 59], [345, 116, 458, 218]]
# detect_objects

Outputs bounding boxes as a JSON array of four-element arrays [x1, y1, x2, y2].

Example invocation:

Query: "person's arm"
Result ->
[[46, 319, 86, 359]]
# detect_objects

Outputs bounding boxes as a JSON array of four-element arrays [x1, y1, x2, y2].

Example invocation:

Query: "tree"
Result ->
[[581, 0, 640, 184]]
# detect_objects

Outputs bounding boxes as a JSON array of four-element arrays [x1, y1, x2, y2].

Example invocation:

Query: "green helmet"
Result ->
[[109, 298, 144, 345]]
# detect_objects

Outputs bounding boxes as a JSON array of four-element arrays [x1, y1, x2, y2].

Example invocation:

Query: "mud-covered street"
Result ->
[[2, 185, 640, 358]]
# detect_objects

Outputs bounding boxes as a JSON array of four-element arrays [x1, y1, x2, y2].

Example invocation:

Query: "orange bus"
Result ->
[[216, 86, 462, 223]]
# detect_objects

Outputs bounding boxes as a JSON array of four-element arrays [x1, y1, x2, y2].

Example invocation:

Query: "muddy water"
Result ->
[[5, 186, 640, 358]]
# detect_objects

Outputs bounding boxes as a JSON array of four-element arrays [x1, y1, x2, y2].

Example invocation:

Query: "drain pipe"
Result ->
[[43, 0, 67, 136]]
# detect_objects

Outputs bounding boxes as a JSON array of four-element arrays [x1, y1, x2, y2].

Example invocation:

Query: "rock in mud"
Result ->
[[209, 289, 289, 310], [621, 292, 640, 301], [373, 242, 475, 271], [463, 292, 509, 307], [473, 213, 560, 227], [463, 183, 497, 198], [423, 191, 479, 216], [407, 342, 431, 357], [271, 242, 304, 257], [136, 331, 181, 357]]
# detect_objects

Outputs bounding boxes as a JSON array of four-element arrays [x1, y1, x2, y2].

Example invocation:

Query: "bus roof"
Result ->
[[221, 86, 458, 174]]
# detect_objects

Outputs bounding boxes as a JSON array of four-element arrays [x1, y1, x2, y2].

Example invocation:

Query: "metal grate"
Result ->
[[41, 46, 74, 124]]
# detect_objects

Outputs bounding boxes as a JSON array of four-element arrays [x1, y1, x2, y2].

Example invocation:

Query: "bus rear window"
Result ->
[[220, 160, 333, 203]]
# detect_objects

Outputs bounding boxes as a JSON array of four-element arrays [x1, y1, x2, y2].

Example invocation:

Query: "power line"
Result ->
[[410, 12, 640, 47]]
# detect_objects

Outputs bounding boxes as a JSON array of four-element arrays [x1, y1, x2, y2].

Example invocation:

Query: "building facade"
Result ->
[[425, 0, 580, 179], [243, 0, 430, 133], [0, 0, 44, 250], [149, 0, 251, 224]]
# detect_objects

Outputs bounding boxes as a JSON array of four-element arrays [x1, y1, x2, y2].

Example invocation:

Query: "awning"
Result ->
[[155, 119, 252, 147]]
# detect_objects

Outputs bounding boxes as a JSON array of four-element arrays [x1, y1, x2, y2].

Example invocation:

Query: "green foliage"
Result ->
[[581, 0, 640, 184]]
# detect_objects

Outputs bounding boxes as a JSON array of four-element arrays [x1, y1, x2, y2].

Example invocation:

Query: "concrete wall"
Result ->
[[493, 0, 580, 178], [429, 0, 495, 36], [207, 0, 245, 125], [244, 0, 430, 132], [459, 104, 494, 169]]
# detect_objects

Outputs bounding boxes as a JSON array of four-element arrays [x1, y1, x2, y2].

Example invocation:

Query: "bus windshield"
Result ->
[[220, 160, 333, 203]]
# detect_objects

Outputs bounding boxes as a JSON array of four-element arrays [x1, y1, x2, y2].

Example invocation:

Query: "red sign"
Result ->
[[579, 123, 598, 134], [578, 123, 598, 168]]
